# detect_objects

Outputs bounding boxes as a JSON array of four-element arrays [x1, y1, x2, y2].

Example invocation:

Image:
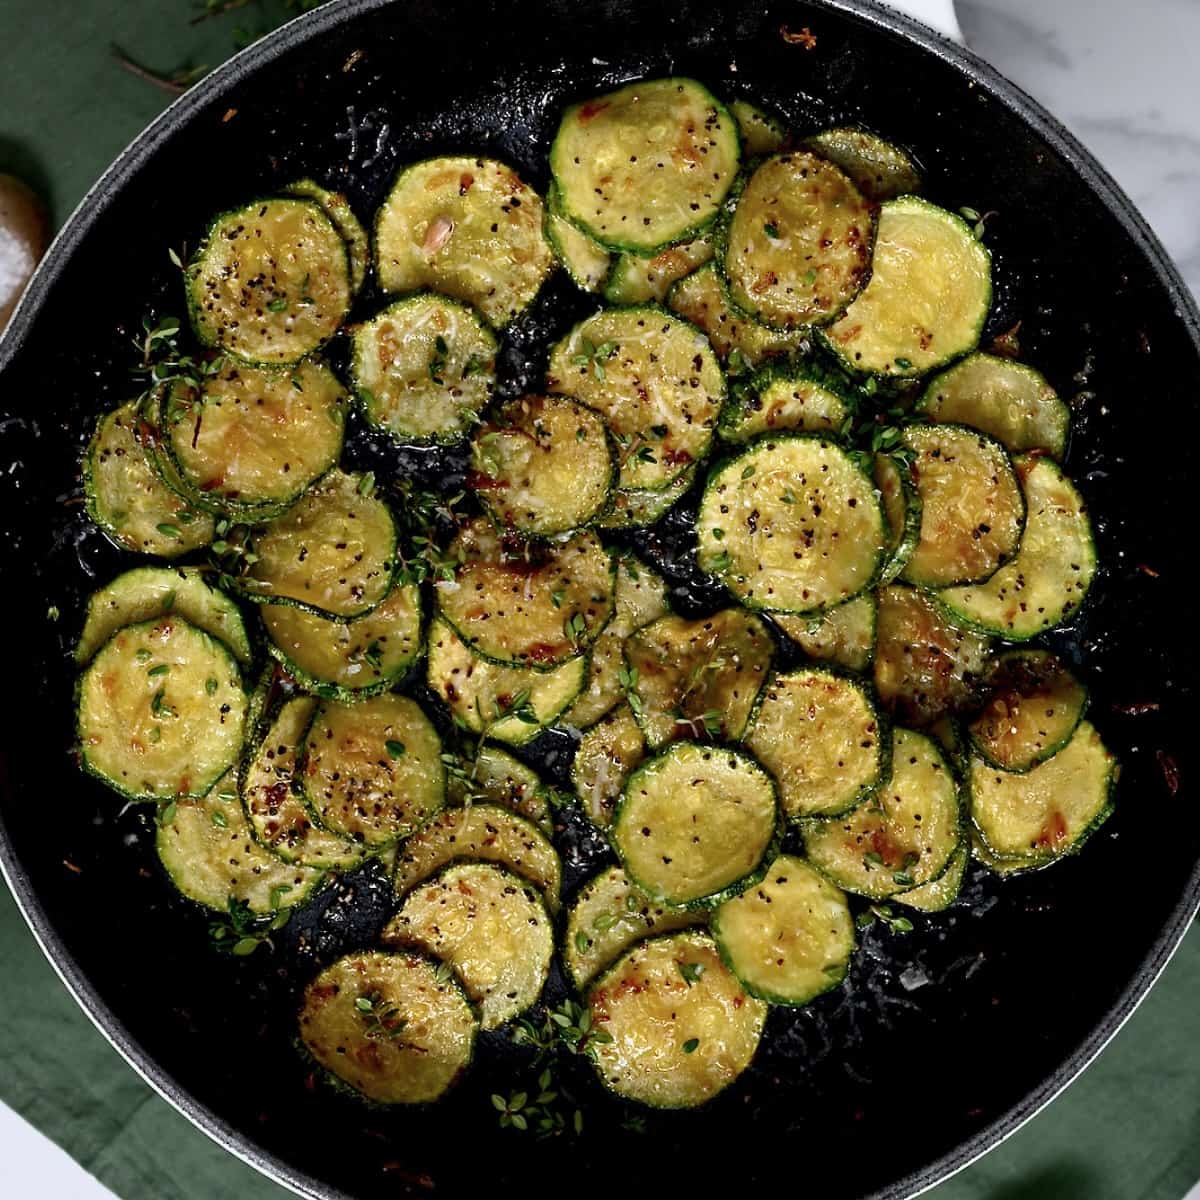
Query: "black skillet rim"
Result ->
[[1, 0, 1199, 1197]]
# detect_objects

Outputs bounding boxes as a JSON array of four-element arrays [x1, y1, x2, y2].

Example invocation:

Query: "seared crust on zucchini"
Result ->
[[604, 237, 714, 306], [718, 364, 848, 444]]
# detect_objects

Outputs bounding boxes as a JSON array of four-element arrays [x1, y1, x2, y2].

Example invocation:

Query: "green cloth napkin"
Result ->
[[2, 4, 1199, 1197]]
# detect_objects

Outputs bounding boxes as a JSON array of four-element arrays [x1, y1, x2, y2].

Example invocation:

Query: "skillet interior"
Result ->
[[1, 0, 1198, 1195]]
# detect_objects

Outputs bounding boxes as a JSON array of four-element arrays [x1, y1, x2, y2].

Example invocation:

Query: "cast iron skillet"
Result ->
[[1, 1, 1198, 1196]]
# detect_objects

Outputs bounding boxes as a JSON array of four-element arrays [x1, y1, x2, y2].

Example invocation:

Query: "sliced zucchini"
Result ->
[[895, 840, 968, 912], [241, 696, 365, 870], [83, 400, 214, 558], [571, 704, 646, 829], [803, 127, 922, 203], [624, 609, 774, 747], [613, 742, 779, 906], [283, 177, 369, 294], [970, 721, 1114, 864], [298, 949, 477, 1105], [696, 434, 886, 614], [550, 78, 740, 253], [547, 307, 723, 492], [746, 665, 888, 818], [160, 358, 347, 513], [929, 715, 970, 774], [78, 617, 245, 802], [564, 866, 701, 990], [773, 592, 876, 674], [262, 580, 422, 701], [157, 769, 323, 914], [426, 616, 587, 745], [722, 151, 874, 329], [874, 452, 922, 585], [446, 745, 551, 833], [351, 294, 497, 445], [667, 263, 810, 367], [718, 365, 849, 444], [587, 929, 766, 1108], [392, 801, 561, 912], [967, 649, 1087, 772], [301, 695, 444, 847], [874, 583, 992, 726], [545, 182, 611, 292], [729, 100, 787, 157], [562, 552, 670, 730], [935, 456, 1097, 640], [243, 469, 396, 618], [436, 519, 614, 669], [918, 353, 1070, 460], [383, 862, 551, 1030], [604, 237, 714, 306], [186, 197, 351, 366], [970, 829, 1038, 877], [595, 467, 698, 529], [374, 156, 553, 327], [712, 854, 854, 1005], [823, 197, 991, 378], [470, 394, 614, 535], [76, 566, 251, 667], [900, 424, 1025, 589], [802, 726, 961, 899]]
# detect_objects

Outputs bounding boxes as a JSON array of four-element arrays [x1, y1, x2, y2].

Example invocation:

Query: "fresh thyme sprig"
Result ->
[[208, 894, 292, 956]]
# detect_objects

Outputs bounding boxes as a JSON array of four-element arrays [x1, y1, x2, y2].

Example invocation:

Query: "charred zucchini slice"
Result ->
[[298, 950, 477, 1105], [470, 395, 614, 535], [613, 742, 779, 907], [550, 78, 740, 254], [76, 566, 250, 667], [823, 197, 991, 378], [436, 519, 614, 669], [874, 583, 992, 726], [773, 592, 876, 674], [918, 353, 1070, 460], [242, 469, 396, 618], [157, 769, 323, 914], [745, 665, 888, 819], [78, 617, 245, 803], [935, 456, 1097, 640], [969, 721, 1115, 865], [301, 695, 444, 847], [160, 358, 347, 513], [895, 840, 968, 912], [547, 307, 723, 492], [604, 237, 714, 306], [374, 156, 554, 327], [446, 745, 551, 833], [624, 609, 774, 747], [595, 466, 698, 530], [712, 855, 854, 1005], [587, 930, 766, 1109], [186, 197, 351, 366], [571, 704, 646, 829], [696, 434, 887, 614], [562, 552, 670, 730], [874, 452, 922, 586], [803, 127, 922, 203], [262, 580, 422, 701], [729, 100, 787, 157], [967, 649, 1087, 772], [668, 263, 810, 367], [544, 182, 611, 293], [722, 151, 874, 329], [393, 801, 561, 912], [241, 696, 365, 870], [565, 866, 702, 990], [283, 177, 370, 294], [802, 727, 962, 899], [426, 616, 587, 745], [899, 424, 1025, 589], [383, 863, 552, 1030], [718, 365, 849, 444], [83, 400, 214, 558], [351, 294, 498, 445]]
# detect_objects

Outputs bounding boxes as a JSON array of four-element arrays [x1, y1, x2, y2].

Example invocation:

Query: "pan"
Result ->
[[1, 0, 1198, 1196]]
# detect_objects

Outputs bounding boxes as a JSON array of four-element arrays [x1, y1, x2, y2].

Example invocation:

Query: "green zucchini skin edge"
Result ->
[[543, 181, 612, 292], [716, 358, 852, 444], [611, 743, 784, 910], [875, 452, 924, 587]]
